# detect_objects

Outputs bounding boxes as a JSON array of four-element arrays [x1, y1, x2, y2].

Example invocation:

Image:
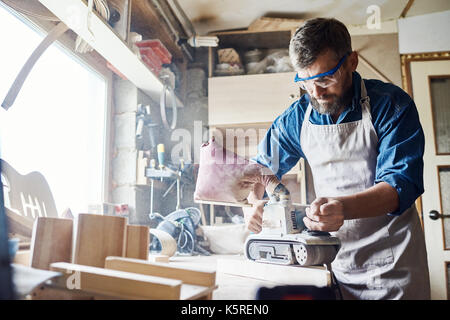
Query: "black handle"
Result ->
[[429, 210, 450, 220]]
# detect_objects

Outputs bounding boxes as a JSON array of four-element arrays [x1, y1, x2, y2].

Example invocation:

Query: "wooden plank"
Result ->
[[400, 0, 415, 18], [5, 207, 34, 238], [148, 254, 169, 263], [195, 199, 306, 208], [73, 214, 126, 268], [217, 258, 331, 288], [13, 250, 31, 267], [125, 224, 149, 260], [195, 199, 252, 208], [211, 30, 292, 49], [180, 284, 216, 300], [31, 284, 101, 300], [208, 46, 214, 78], [50, 262, 182, 300], [248, 17, 305, 32], [105, 256, 216, 287], [30, 217, 73, 270], [32, 279, 215, 300]]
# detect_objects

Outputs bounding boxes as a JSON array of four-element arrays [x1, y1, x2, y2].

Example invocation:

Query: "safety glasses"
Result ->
[[294, 53, 349, 91]]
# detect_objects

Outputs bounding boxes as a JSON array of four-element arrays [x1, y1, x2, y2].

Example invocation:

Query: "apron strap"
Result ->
[[360, 79, 372, 121], [305, 101, 313, 123]]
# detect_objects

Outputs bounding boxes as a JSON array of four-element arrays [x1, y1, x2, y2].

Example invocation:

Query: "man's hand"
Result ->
[[303, 197, 345, 232], [243, 200, 268, 233]]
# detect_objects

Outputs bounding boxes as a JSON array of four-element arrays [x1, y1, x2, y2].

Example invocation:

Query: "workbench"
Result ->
[[169, 254, 332, 300], [12, 251, 331, 300]]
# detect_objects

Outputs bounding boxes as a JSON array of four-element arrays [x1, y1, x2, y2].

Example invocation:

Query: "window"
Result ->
[[0, 4, 108, 216]]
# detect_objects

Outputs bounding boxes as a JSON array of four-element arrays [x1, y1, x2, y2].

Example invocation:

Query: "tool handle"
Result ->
[[157, 144, 165, 168]]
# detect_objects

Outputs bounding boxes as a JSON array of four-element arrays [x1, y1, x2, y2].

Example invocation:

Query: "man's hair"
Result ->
[[289, 18, 352, 70]]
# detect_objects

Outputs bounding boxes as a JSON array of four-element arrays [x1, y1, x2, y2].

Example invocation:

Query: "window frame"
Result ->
[[1, 3, 114, 205]]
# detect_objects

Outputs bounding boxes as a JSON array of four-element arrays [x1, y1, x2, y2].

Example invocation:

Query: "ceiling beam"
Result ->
[[400, 0, 415, 18]]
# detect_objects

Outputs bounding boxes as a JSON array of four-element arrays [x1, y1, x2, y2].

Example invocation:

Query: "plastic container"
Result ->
[[135, 39, 172, 64], [139, 47, 163, 74]]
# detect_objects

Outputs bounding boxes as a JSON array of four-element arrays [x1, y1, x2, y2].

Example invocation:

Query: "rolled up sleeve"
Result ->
[[252, 102, 304, 180], [374, 98, 425, 216]]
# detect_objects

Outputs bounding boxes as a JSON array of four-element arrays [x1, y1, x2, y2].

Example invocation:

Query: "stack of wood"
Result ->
[[17, 214, 216, 300]]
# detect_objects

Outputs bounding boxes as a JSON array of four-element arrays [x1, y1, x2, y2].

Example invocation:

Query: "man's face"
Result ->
[[297, 50, 356, 116]]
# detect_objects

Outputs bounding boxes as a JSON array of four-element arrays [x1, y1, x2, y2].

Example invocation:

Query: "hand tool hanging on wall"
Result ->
[[136, 104, 158, 152], [159, 78, 178, 130]]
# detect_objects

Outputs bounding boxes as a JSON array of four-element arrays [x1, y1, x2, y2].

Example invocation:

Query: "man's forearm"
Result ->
[[336, 182, 399, 220]]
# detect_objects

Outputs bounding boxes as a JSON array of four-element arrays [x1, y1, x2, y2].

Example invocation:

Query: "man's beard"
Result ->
[[309, 83, 353, 117]]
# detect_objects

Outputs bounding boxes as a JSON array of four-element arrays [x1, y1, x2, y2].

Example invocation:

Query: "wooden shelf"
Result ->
[[38, 0, 183, 107], [210, 29, 292, 49], [208, 72, 299, 126]]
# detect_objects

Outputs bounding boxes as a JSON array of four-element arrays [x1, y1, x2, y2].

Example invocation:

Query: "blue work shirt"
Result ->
[[253, 71, 425, 216]]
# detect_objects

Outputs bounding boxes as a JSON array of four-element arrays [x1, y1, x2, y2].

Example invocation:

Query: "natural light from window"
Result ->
[[0, 4, 107, 216]]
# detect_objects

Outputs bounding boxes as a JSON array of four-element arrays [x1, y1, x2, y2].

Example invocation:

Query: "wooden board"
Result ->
[[148, 254, 169, 263], [13, 250, 31, 266], [73, 214, 126, 268], [248, 17, 305, 32], [125, 224, 149, 260], [210, 30, 292, 49], [32, 279, 215, 300], [5, 207, 34, 238], [105, 256, 216, 287], [194, 199, 252, 208], [217, 258, 331, 288], [50, 262, 181, 300], [30, 217, 73, 270], [208, 72, 299, 126]]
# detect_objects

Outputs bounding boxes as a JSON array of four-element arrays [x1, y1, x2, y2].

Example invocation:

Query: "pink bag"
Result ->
[[194, 137, 278, 203]]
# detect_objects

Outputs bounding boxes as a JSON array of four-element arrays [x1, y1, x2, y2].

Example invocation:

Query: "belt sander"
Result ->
[[244, 184, 341, 267], [194, 138, 340, 266]]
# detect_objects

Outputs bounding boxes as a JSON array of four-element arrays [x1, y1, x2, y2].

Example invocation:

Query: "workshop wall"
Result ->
[[110, 33, 402, 222], [110, 49, 209, 226], [352, 33, 402, 88]]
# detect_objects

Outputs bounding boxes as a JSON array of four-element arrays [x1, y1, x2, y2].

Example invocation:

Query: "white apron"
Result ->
[[299, 79, 430, 300]]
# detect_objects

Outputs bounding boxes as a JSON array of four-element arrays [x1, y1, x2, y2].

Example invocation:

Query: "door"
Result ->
[[410, 59, 450, 300]]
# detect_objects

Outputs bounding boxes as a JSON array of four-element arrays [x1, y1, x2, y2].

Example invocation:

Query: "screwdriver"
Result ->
[[157, 143, 165, 181]]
